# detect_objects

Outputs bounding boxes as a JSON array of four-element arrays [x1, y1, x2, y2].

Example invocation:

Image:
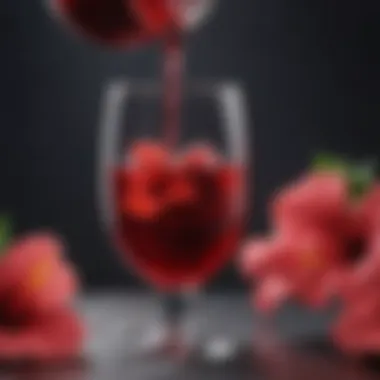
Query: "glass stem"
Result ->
[[160, 289, 200, 356], [161, 293, 187, 344]]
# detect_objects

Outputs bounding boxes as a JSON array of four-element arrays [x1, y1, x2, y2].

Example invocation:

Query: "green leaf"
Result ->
[[347, 160, 377, 199], [0, 215, 12, 255], [312, 152, 349, 173], [312, 152, 377, 200]]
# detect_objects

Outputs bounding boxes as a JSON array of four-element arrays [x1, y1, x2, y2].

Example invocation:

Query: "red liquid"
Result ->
[[54, 0, 174, 47], [162, 30, 184, 148], [113, 143, 243, 290]]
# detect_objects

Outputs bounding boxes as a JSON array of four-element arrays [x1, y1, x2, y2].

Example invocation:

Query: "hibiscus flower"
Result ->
[[0, 219, 83, 361], [241, 154, 378, 314]]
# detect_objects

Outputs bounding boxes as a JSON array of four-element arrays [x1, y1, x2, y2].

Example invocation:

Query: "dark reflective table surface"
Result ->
[[0, 294, 378, 380]]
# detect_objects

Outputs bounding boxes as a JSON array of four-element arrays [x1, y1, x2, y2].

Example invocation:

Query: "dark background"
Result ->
[[0, 0, 379, 290]]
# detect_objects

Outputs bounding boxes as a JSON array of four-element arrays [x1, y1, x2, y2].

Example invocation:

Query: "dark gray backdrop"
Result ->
[[0, 0, 379, 290]]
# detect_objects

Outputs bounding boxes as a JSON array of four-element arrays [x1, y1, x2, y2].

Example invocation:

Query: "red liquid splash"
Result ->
[[114, 141, 244, 290]]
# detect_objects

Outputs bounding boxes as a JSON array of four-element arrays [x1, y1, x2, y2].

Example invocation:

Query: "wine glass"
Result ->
[[96, 79, 250, 359]]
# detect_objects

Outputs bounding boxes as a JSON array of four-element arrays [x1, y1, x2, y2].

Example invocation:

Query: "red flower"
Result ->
[[0, 233, 84, 361], [242, 154, 380, 355]]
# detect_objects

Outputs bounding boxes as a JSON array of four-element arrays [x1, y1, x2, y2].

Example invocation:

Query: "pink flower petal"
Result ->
[[312, 268, 346, 301], [0, 233, 63, 296], [349, 234, 380, 288], [333, 318, 380, 355], [240, 238, 287, 279], [298, 283, 331, 309], [18, 261, 79, 316], [272, 172, 347, 232], [0, 310, 84, 361], [254, 276, 292, 313]]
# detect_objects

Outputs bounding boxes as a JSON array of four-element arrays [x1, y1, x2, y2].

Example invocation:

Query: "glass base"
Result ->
[[136, 325, 254, 366], [137, 324, 190, 359]]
